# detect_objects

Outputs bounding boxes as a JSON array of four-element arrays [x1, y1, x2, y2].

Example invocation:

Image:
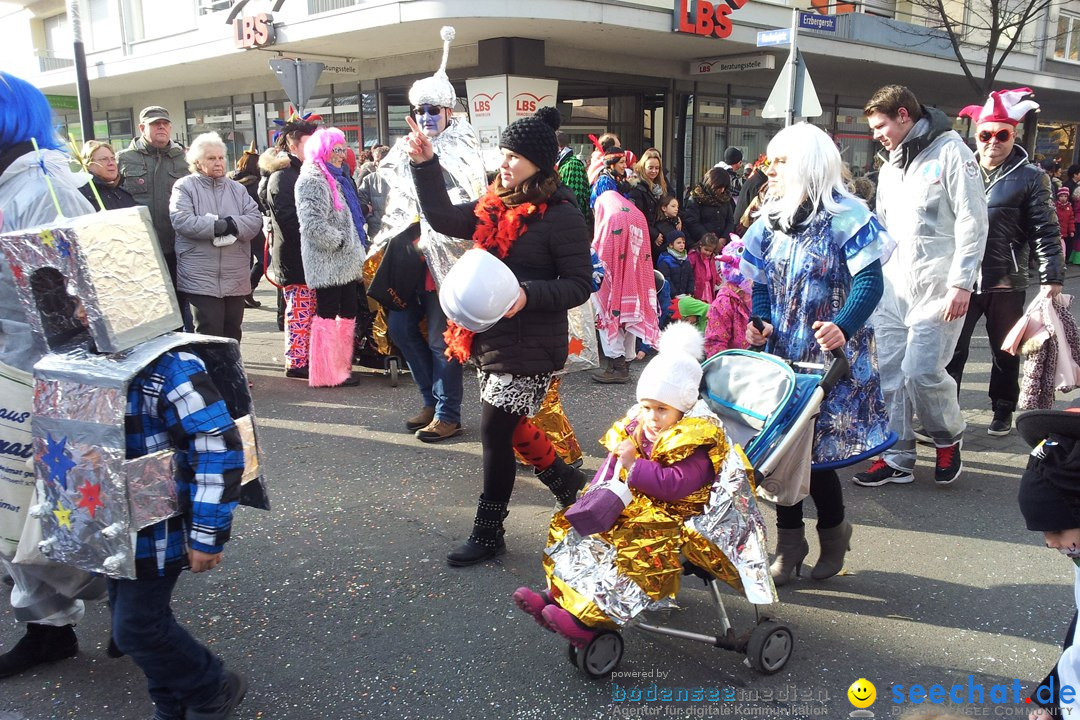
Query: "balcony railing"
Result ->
[[308, 0, 358, 13], [39, 54, 74, 72]]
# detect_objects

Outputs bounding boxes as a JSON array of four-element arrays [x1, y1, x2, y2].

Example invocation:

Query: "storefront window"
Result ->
[[56, 109, 134, 151], [186, 96, 255, 165], [836, 107, 877, 176]]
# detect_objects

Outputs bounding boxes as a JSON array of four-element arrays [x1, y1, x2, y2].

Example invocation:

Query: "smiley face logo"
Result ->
[[848, 678, 876, 708]]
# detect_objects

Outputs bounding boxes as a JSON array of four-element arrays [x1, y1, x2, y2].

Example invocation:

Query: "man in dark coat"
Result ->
[[947, 89, 1063, 437]]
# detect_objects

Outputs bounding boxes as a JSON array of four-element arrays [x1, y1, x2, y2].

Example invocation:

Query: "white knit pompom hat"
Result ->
[[636, 322, 705, 413]]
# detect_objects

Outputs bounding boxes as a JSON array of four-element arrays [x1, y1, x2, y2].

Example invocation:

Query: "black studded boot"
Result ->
[[536, 457, 587, 508], [446, 496, 509, 567]]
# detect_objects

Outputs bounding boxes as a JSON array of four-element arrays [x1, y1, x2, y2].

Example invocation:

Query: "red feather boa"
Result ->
[[443, 188, 547, 363]]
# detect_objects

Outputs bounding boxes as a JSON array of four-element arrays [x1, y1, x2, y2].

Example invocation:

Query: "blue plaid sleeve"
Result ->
[[157, 352, 244, 554]]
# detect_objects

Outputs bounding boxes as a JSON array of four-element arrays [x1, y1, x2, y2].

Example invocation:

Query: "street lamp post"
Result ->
[[66, 0, 94, 141]]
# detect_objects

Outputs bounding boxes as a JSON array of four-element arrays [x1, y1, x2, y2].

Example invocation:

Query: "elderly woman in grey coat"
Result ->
[[295, 127, 365, 388], [169, 131, 262, 342]]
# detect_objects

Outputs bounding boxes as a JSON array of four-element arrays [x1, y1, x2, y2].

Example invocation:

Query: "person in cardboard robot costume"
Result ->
[[0, 73, 267, 718], [0, 70, 104, 679]]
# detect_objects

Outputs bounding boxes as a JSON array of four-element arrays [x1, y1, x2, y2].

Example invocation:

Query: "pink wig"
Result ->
[[304, 127, 346, 211]]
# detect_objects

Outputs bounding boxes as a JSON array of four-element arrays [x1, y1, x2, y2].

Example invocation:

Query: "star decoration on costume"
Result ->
[[76, 481, 104, 519], [41, 434, 77, 490], [56, 236, 72, 257], [568, 337, 585, 356], [39, 229, 56, 249], [53, 499, 72, 530]]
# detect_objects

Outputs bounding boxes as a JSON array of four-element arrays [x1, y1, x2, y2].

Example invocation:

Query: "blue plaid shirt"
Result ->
[[125, 351, 244, 578]]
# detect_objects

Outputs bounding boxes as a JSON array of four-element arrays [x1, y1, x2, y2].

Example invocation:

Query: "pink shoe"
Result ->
[[541, 604, 598, 648], [512, 587, 553, 630]]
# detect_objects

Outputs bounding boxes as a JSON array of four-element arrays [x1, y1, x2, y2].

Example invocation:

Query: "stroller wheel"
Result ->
[[574, 631, 623, 678], [746, 620, 793, 675], [387, 357, 400, 387]]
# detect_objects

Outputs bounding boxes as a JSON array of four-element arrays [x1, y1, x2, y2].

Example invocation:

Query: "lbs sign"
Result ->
[[672, 0, 750, 39], [234, 13, 276, 49]]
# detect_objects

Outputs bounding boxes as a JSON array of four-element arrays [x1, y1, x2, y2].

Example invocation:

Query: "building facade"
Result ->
[[3, 0, 1079, 193]]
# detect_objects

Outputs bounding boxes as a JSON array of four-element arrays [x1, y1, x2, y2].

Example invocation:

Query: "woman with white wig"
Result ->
[[169, 131, 263, 342], [742, 122, 894, 586]]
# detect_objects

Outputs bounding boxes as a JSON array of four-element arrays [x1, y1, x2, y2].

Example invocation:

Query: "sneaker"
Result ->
[[988, 409, 1012, 436], [512, 587, 554, 631], [416, 419, 462, 443], [851, 459, 914, 487], [540, 604, 598, 649], [912, 426, 933, 445], [405, 406, 435, 432], [243, 294, 261, 309], [935, 441, 963, 485]]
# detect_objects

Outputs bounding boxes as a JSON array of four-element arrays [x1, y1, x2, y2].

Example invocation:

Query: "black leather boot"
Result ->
[[536, 457, 587, 508], [446, 496, 509, 567], [0, 623, 78, 678]]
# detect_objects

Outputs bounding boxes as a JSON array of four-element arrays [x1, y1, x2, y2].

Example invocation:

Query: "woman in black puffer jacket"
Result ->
[[682, 166, 735, 247], [406, 107, 592, 567]]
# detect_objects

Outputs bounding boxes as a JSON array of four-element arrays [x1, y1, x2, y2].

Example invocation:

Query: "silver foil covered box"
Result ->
[[0, 205, 180, 354]]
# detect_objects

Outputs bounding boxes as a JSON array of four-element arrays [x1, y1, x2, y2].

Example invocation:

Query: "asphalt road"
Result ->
[[4, 270, 1080, 720]]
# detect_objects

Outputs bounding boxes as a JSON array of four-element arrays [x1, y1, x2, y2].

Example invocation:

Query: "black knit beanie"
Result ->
[[1018, 437, 1080, 532], [500, 106, 561, 171]]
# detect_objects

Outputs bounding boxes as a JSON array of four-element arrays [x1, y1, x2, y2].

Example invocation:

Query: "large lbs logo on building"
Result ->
[[672, 0, 750, 39]]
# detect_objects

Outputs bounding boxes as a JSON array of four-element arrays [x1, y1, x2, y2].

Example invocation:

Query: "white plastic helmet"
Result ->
[[439, 248, 519, 333]]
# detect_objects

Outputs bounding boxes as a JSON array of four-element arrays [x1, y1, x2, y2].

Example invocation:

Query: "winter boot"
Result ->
[[590, 357, 615, 383], [0, 623, 79, 679], [335, 317, 360, 387], [811, 520, 853, 580], [535, 457, 587, 508], [769, 526, 809, 586], [612, 357, 631, 383], [446, 496, 509, 567], [308, 316, 349, 388], [541, 604, 598, 649], [184, 669, 248, 720], [512, 587, 554, 630]]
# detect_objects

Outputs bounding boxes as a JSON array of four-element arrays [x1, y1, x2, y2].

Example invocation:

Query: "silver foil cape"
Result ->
[[0, 206, 180, 354], [28, 333, 266, 579], [685, 444, 778, 605], [367, 118, 488, 287], [546, 530, 676, 627]]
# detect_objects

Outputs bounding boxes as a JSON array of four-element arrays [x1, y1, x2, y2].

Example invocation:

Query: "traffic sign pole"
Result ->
[[785, 7, 800, 127]]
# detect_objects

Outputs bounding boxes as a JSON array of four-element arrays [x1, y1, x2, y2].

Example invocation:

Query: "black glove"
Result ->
[[213, 218, 228, 236], [223, 217, 239, 237]]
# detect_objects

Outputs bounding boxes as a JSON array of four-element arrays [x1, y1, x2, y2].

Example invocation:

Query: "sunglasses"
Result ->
[[977, 129, 1013, 143], [413, 105, 445, 117], [330, 146, 348, 155]]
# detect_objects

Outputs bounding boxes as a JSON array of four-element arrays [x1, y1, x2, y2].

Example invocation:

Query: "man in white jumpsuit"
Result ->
[[853, 85, 988, 487]]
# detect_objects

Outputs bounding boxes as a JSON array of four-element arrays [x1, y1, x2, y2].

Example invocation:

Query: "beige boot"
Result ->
[[769, 526, 809, 586], [811, 521, 852, 580]]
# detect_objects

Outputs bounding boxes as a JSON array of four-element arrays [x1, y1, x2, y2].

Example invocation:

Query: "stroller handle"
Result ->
[[747, 316, 850, 394], [821, 348, 850, 395]]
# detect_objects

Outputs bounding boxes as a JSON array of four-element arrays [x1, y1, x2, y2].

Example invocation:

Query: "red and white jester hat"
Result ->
[[958, 87, 1040, 127]]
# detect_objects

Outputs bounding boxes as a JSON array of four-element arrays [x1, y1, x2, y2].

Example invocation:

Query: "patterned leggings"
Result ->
[[283, 284, 315, 370]]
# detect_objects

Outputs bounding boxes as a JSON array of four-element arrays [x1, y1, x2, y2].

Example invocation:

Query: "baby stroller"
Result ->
[[564, 346, 852, 679], [352, 281, 407, 387]]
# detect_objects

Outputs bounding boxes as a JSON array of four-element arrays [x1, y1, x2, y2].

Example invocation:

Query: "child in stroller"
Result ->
[[513, 323, 774, 656]]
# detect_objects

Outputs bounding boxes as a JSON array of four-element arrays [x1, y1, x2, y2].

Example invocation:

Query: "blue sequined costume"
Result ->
[[742, 197, 892, 466]]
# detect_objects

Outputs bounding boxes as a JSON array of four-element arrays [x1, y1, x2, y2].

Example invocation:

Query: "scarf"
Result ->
[[443, 175, 557, 363], [592, 191, 660, 347], [665, 246, 687, 261]]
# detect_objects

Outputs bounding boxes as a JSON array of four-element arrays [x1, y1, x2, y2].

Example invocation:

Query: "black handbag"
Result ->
[[367, 222, 424, 311]]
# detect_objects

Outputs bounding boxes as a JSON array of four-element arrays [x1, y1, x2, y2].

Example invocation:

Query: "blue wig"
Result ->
[[0, 72, 62, 151]]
